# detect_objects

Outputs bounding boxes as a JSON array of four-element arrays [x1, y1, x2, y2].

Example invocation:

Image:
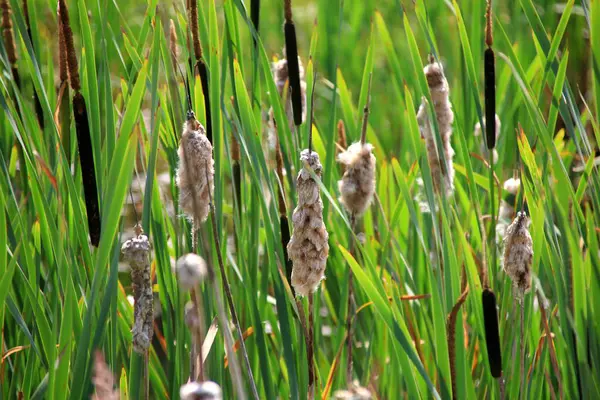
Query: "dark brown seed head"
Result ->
[[484, 48, 496, 149], [1, 0, 17, 65], [188, 0, 202, 60], [58, 0, 81, 92], [58, 16, 68, 83], [337, 120, 347, 151], [482, 288, 502, 378], [284, 21, 302, 126]]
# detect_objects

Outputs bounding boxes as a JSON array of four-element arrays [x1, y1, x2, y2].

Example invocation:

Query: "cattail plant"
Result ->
[[503, 210, 533, 398], [121, 225, 153, 354], [336, 74, 375, 384], [481, 3, 504, 393], [188, 0, 212, 144], [92, 351, 119, 400], [288, 148, 329, 297], [474, 114, 501, 164], [503, 211, 533, 299], [59, 0, 101, 247], [176, 113, 214, 249], [1, 0, 19, 88], [57, 15, 71, 163], [283, 0, 303, 126], [417, 56, 455, 197], [121, 224, 153, 399], [288, 79, 327, 398], [180, 381, 223, 400]]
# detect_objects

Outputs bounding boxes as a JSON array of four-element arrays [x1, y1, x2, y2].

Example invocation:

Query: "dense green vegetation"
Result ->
[[0, 0, 599, 398]]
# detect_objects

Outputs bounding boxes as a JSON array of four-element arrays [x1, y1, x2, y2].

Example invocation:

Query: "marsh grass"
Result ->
[[0, 0, 599, 399]]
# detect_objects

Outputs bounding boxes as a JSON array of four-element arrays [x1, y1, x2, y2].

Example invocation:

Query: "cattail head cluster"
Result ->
[[337, 142, 376, 216], [417, 58, 455, 197], [503, 211, 533, 299], [175, 253, 208, 291], [482, 288, 502, 378], [180, 381, 223, 400], [176, 114, 215, 223], [474, 114, 501, 163], [287, 150, 329, 296], [121, 227, 153, 353]]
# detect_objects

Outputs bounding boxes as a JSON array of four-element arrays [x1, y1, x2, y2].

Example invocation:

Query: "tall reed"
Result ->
[[58, 0, 101, 247]]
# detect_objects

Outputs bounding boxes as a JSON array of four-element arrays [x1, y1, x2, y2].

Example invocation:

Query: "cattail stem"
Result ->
[[307, 292, 315, 400], [519, 299, 525, 400], [205, 162, 260, 400], [307, 73, 316, 154], [191, 288, 206, 382], [275, 132, 293, 291], [346, 214, 356, 386], [360, 74, 372, 146]]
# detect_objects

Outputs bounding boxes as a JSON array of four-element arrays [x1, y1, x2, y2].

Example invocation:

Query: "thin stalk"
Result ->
[[308, 292, 315, 400], [360, 73, 372, 146], [345, 214, 356, 386], [179, 128, 245, 398], [519, 299, 525, 400], [206, 161, 260, 400], [447, 278, 469, 400], [190, 288, 206, 382]]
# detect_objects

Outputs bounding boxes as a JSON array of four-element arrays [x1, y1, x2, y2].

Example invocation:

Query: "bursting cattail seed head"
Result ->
[[288, 150, 329, 297], [121, 229, 153, 353], [180, 381, 223, 400], [417, 59, 455, 197], [503, 211, 533, 298], [175, 253, 208, 291], [177, 115, 214, 223], [337, 142, 376, 216]]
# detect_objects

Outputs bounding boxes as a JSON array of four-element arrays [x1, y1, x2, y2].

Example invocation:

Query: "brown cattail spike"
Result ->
[[58, 16, 68, 83], [284, 0, 302, 126], [503, 211, 533, 298], [482, 288, 502, 378], [485, 0, 493, 48], [484, 48, 496, 149], [337, 120, 347, 151], [73, 92, 101, 246], [58, 0, 80, 92], [188, 0, 202, 60], [169, 19, 178, 68], [1, 0, 17, 66]]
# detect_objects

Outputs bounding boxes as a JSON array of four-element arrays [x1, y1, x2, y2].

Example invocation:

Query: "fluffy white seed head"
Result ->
[[337, 142, 376, 216], [474, 114, 501, 163], [176, 117, 214, 223], [503, 211, 533, 299], [417, 60, 455, 197], [180, 381, 222, 400], [503, 177, 520, 195], [175, 253, 208, 291], [121, 233, 151, 267], [288, 150, 329, 296], [333, 382, 372, 399]]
